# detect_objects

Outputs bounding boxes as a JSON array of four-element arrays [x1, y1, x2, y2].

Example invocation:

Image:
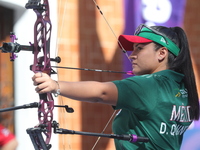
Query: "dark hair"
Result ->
[[152, 26, 199, 120]]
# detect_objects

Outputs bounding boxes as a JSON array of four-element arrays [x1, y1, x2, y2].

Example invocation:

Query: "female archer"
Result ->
[[32, 24, 199, 150]]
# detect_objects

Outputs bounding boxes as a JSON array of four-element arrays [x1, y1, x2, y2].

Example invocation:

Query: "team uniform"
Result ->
[[0, 124, 15, 147], [112, 70, 192, 150]]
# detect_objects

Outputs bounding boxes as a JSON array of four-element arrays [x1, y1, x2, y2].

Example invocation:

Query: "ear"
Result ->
[[157, 47, 168, 61]]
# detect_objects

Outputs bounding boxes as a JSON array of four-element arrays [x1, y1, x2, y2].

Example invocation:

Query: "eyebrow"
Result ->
[[134, 43, 146, 48]]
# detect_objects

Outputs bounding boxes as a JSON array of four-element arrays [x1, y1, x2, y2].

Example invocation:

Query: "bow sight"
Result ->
[[0, 32, 60, 64], [0, 32, 34, 61], [0, 42, 21, 53], [0, 39, 33, 54]]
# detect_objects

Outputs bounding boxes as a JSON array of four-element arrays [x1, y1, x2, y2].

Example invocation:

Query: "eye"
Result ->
[[136, 46, 143, 51], [133, 44, 145, 51]]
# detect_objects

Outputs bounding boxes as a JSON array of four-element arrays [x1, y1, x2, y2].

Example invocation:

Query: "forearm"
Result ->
[[33, 73, 118, 105], [56, 81, 117, 105], [57, 81, 102, 102]]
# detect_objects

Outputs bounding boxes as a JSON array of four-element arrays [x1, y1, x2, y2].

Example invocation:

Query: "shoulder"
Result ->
[[117, 74, 163, 85], [112, 74, 162, 96]]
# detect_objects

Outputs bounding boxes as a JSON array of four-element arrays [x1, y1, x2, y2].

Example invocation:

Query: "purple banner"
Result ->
[[122, 0, 200, 149]]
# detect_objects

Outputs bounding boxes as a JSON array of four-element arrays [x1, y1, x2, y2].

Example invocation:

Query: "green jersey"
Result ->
[[112, 70, 192, 150]]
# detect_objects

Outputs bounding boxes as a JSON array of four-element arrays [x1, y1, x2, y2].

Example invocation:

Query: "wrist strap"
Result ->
[[53, 80, 60, 97]]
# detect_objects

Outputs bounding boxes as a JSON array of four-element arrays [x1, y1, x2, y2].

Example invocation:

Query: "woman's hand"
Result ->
[[32, 72, 58, 94]]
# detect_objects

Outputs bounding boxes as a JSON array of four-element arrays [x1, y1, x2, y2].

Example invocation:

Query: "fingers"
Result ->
[[32, 72, 46, 81], [35, 81, 51, 94], [32, 72, 48, 85], [32, 72, 54, 94]]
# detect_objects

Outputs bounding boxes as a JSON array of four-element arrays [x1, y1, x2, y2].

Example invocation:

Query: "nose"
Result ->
[[129, 51, 136, 60]]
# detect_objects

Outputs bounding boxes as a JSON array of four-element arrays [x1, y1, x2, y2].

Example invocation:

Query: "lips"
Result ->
[[132, 63, 137, 69], [132, 63, 137, 66]]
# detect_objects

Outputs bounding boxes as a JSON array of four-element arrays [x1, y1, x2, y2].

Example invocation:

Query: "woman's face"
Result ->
[[129, 42, 166, 75]]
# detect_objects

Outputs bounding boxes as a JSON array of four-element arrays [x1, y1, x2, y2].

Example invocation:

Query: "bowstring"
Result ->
[[56, 0, 132, 150], [92, 0, 131, 63], [56, 0, 72, 149], [91, 1, 131, 149], [91, 110, 118, 150]]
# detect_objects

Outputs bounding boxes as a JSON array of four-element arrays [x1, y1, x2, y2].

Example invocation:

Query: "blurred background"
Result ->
[[0, 0, 199, 149]]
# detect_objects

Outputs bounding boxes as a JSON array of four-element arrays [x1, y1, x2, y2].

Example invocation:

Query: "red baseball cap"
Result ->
[[118, 35, 153, 51]]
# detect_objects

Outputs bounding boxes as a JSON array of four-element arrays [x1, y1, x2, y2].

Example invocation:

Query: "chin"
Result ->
[[132, 70, 140, 76], [133, 70, 148, 76]]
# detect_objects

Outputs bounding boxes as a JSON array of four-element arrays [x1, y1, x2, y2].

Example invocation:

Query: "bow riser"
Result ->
[[32, 1, 52, 74], [26, 0, 54, 148]]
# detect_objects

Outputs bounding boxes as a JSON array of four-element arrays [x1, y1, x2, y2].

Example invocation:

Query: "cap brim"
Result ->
[[118, 35, 153, 51]]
